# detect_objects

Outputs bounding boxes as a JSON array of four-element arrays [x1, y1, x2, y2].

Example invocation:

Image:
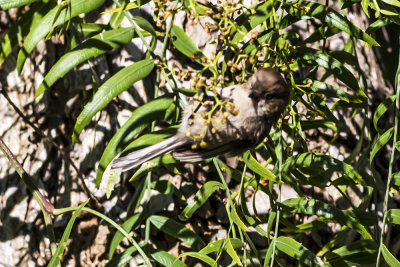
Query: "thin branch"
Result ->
[[1, 89, 101, 207]]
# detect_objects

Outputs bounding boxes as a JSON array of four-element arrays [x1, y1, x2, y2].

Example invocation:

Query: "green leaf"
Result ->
[[150, 249, 187, 267], [300, 120, 338, 132], [387, 209, 400, 224], [106, 246, 139, 267], [48, 199, 89, 267], [0, 0, 37, 10], [370, 127, 394, 179], [230, 1, 275, 44], [276, 236, 327, 266], [182, 0, 211, 15], [226, 237, 243, 266], [95, 95, 176, 187], [284, 0, 379, 46], [36, 27, 135, 97], [304, 24, 341, 43], [317, 227, 351, 257], [215, 158, 255, 186], [199, 238, 244, 255], [149, 215, 205, 251], [382, 244, 400, 266], [109, 213, 142, 259], [0, 2, 53, 65], [282, 153, 365, 187], [231, 204, 250, 232], [373, 95, 396, 134], [76, 22, 110, 37], [281, 219, 326, 233], [242, 151, 279, 183], [325, 240, 378, 266], [392, 172, 400, 186], [281, 198, 372, 239], [178, 252, 217, 266], [152, 179, 183, 199], [171, 25, 202, 60], [134, 16, 156, 36], [311, 80, 365, 103], [179, 181, 225, 220], [17, 0, 106, 73], [292, 47, 364, 95], [73, 59, 154, 142]]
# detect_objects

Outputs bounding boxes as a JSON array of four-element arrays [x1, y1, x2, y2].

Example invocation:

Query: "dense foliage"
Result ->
[[1, 0, 400, 266]]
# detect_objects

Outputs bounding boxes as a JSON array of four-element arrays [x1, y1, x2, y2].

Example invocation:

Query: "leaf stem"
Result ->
[[376, 36, 400, 266]]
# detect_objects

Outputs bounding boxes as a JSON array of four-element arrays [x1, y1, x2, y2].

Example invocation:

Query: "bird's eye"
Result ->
[[264, 93, 277, 100]]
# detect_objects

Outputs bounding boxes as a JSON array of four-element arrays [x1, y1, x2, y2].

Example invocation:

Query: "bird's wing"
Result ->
[[172, 139, 254, 162]]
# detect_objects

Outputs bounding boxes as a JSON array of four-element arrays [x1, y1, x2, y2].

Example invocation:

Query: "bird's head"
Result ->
[[246, 68, 290, 120]]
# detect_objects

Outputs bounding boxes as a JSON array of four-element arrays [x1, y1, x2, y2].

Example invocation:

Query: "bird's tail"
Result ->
[[110, 136, 186, 172]]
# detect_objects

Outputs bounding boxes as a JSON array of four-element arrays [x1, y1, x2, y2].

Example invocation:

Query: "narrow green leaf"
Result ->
[[102, 0, 151, 14], [317, 227, 351, 257], [282, 153, 365, 186], [36, 27, 135, 97], [282, 198, 372, 239], [284, 1, 379, 46], [48, 199, 89, 267], [134, 16, 156, 36], [366, 18, 391, 34], [109, 213, 142, 259], [149, 215, 205, 251], [182, 0, 211, 15], [373, 95, 396, 134], [106, 246, 139, 267], [215, 158, 255, 186], [392, 172, 400, 186], [17, 0, 106, 73], [76, 22, 110, 37], [382, 244, 400, 266], [276, 236, 327, 266], [311, 80, 365, 103], [370, 127, 394, 170], [0, 0, 37, 10], [0, 2, 52, 65], [179, 252, 216, 266], [171, 25, 202, 59], [96, 95, 176, 187], [152, 180, 183, 199], [179, 181, 225, 220], [150, 249, 187, 267], [230, 1, 275, 44], [199, 238, 244, 255], [226, 238, 243, 266], [300, 120, 338, 132], [325, 240, 378, 266], [292, 47, 363, 94], [281, 219, 326, 233], [231, 204, 250, 232], [73, 59, 154, 142], [242, 151, 279, 183], [304, 25, 341, 43], [387, 209, 400, 224]]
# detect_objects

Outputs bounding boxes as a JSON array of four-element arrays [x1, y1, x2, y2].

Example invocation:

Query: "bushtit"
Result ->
[[111, 68, 289, 172]]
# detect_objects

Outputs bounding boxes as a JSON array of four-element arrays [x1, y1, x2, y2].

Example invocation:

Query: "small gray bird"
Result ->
[[111, 68, 289, 172]]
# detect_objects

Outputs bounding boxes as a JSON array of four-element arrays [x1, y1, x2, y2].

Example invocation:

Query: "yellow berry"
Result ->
[[200, 141, 207, 148]]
